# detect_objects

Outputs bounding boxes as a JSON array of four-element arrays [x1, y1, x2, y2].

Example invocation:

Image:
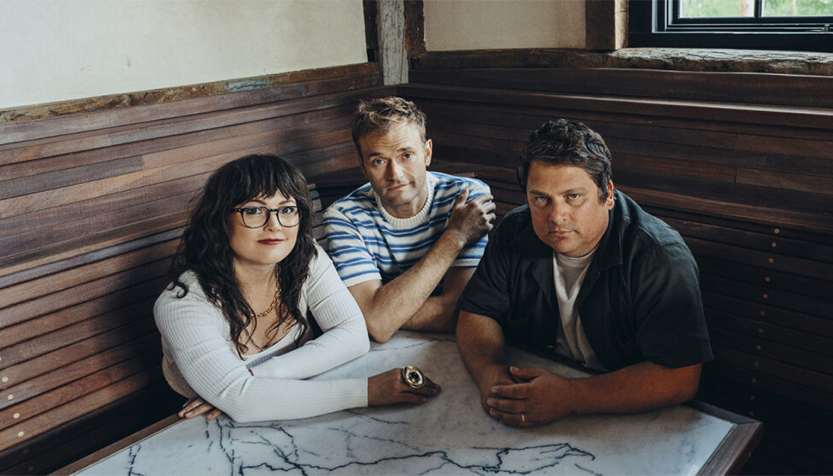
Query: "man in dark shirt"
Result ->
[[457, 119, 713, 427]]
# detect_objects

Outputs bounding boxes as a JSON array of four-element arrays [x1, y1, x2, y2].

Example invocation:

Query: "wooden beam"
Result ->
[[586, 0, 618, 50], [404, 0, 425, 58], [363, 0, 379, 62], [377, 0, 408, 85]]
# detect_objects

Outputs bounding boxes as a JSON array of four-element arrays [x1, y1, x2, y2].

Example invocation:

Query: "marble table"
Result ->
[[62, 332, 761, 476]]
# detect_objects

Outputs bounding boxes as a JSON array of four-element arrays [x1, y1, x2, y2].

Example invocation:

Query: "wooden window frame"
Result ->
[[629, 0, 833, 52]]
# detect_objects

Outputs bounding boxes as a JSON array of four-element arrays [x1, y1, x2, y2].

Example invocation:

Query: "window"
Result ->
[[629, 0, 833, 52]]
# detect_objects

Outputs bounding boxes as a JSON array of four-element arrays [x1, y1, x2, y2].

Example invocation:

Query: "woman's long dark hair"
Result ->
[[167, 154, 318, 356]]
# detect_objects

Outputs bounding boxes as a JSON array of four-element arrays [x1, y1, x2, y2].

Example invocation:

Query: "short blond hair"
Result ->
[[351, 97, 427, 158]]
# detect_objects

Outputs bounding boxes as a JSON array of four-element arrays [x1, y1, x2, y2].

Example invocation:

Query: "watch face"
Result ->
[[402, 365, 425, 389]]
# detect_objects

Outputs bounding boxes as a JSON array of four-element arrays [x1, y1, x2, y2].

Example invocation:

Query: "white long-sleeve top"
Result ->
[[154, 246, 370, 422]]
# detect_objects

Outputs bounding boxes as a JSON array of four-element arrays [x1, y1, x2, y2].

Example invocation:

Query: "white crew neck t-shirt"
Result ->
[[552, 250, 606, 371]]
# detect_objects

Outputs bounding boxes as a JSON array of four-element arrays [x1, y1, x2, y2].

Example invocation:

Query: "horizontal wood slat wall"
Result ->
[[0, 66, 387, 474], [401, 68, 833, 475]]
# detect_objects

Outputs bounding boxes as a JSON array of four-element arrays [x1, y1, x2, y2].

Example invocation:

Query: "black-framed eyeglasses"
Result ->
[[231, 206, 301, 229]]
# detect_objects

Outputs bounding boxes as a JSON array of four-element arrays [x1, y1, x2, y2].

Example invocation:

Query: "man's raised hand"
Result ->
[[445, 187, 496, 247]]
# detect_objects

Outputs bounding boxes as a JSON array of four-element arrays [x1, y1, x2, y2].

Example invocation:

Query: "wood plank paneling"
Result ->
[[420, 98, 833, 142], [0, 383, 178, 475], [697, 256, 831, 300], [0, 240, 177, 308], [703, 292, 833, 339], [0, 301, 156, 373], [0, 279, 166, 348], [0, 336, 160, 415], [0, 67, 386, 473], [0, 348, 161, 430], [0, 66, 380, 145], [403, 67, 833, 474], [400, 83, 833, 130], [1, 258, 170, 329], [409, 68, 833, 109], [3, 404, 166, 476], [706, 309, 833, 357], [0, 368, 159, 452]]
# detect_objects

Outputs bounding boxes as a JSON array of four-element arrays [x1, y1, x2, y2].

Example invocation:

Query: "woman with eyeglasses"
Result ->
[[154, 154, 440, 422]]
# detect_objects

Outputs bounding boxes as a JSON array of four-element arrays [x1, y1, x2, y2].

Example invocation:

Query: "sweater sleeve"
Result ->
[[153, 262, 369, 423], [323, 205, 383, 287], [252, 247, 370, 379]]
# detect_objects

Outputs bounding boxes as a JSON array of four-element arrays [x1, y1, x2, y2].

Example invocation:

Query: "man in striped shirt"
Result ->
[[323, 97, 496, 343]]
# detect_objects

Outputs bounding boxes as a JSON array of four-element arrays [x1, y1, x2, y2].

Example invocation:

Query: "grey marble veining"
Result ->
[[75, 332, 734, 476]]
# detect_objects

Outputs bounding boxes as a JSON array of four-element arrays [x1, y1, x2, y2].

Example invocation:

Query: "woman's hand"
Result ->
[[179, 396, 224, 421], [367, 368, 441, 406]]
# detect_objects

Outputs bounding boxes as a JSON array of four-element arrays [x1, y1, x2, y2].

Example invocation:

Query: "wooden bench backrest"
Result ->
[[5, 62, 832, 475], [0, 69, 387, 474], [401, 67, 833, 474]]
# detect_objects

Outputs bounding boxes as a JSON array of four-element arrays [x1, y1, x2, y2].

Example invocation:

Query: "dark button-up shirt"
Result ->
[[459, 190, 713, 371]]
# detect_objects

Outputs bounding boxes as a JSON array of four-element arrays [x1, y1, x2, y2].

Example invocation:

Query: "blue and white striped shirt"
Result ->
[[323, 172, 490, 287]]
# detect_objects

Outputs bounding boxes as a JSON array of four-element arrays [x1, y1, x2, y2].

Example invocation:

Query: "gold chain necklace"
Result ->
[[255, 279, 280, 318], [245, 278, 281, 353]]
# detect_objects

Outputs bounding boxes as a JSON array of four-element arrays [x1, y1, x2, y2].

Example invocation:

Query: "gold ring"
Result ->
[[401, 365, 425, 389]]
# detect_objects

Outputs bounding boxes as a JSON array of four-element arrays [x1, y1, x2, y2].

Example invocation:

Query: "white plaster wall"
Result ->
[[423, 0, 585, 51], [0, 0, 367, 109]]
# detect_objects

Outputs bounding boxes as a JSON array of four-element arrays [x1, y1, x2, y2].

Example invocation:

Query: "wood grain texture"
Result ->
[[408, 49, 833, 78], [401, 83, 833, 130], [706, 309, 833, 357], [0, 240, 177, 308], [0, 384, 177, 475], [398, 65, 832, 474], [410, 68, 833, 108], [701, 274, 831, 319], [404, 0, 425, 57], [0, 301, 156, 373], [690, 401, 763, 476], [0, 348, 160, 428], [1, 258, 170, 330], [10, 405, 170, 476], [0, 93, 358, 169], [697, 256, 831, 299], [0, 66, 386, 474], [0, 368, 159, 452], [0, 336, 160, 415], [703, 292, 833, 339], [419, 98, 833, 142], [0, 66, 380, 144], [0, 279, 166, 350], [711, 328, 833, 377], [709, 361, 833, 412]]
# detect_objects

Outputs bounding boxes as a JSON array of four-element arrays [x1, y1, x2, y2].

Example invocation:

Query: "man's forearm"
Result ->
[[566, 361, 702, 416], [361, 231, 466, 342], [401, 295, 457, 333], [400, 266, 475, 333], [488, 358, 702, 426], [456, 311, 511, 391]]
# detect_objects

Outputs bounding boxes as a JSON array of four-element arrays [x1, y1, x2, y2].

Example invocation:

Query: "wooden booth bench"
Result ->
[[397, 67, 833, 475], [0, 65, 391, 475], [2, 61, 832, 475]]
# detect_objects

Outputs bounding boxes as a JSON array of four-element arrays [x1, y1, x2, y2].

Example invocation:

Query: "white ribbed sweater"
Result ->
[[154, 247, 370, 422]]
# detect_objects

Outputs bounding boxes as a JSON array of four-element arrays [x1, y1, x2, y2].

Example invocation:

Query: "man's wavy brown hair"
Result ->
[[351, 96, 427, 159]]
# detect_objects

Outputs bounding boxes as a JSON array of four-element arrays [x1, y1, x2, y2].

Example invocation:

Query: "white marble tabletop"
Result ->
[[72, 332, 740, 476]]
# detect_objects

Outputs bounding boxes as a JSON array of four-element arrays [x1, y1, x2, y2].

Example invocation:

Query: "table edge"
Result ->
[[51, 414, 182, 476], [53, 400, 763, 476], [690, 401, 764, 476]]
